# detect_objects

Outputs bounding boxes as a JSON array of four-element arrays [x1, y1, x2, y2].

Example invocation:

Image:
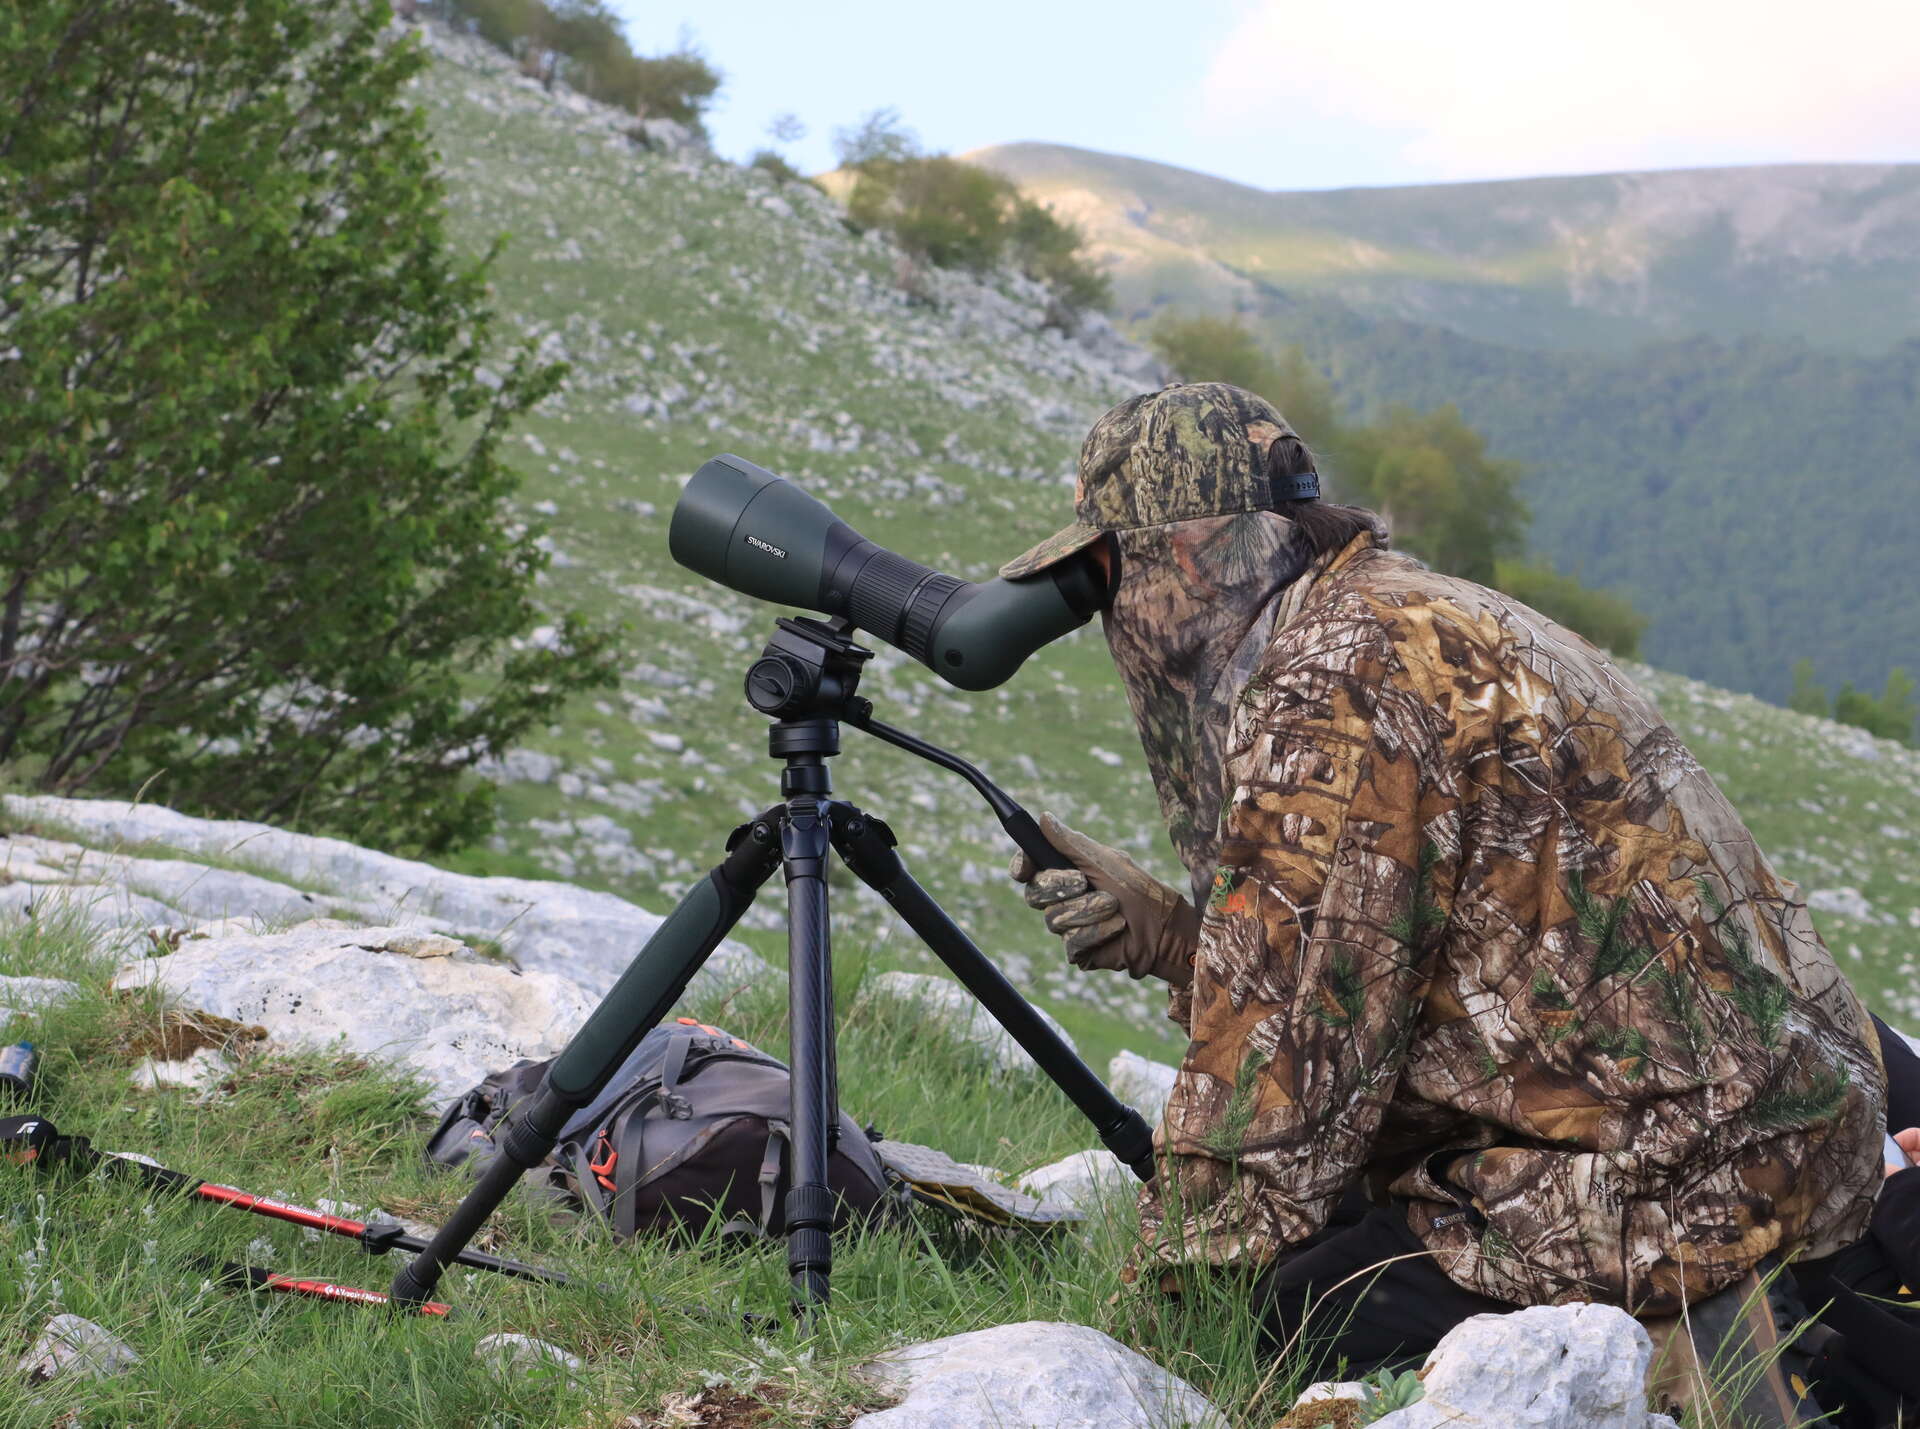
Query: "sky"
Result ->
[[606, 0, 1920, 192]]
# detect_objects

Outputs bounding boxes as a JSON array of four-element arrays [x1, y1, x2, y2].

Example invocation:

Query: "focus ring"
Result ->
[[847, 549, 930, 641], [899, 573, 963, 661]]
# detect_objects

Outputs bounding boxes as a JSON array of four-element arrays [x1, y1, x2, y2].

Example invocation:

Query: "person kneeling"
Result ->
[[1007, 383, 1886, 1428]]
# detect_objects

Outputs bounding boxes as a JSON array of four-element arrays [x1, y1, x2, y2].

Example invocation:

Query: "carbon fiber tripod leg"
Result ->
[[829, 804, 1156, 1182], [388, 816, 783, 1308], [781, 795, 837, 1310]]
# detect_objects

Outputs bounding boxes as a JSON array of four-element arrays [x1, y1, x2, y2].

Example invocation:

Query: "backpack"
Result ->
[[426, 1018, 899, 1242]]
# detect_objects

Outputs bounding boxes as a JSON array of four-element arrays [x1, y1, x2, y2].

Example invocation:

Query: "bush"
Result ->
[[833, 108, 1109, 318], [0, 0, 619, 852], [444, 0, 721, 128], [1148, 316, 1341, 445], [1834, 668, 1916, 744], [748, 149, 805, 186], [1789, 658, 1831, 717]]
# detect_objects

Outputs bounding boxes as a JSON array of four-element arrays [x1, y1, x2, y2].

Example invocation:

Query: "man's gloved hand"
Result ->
[[1009, 812, 1198, 988]]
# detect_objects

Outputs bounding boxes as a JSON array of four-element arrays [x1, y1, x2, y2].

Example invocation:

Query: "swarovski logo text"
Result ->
[[744, 534, 787, 559]]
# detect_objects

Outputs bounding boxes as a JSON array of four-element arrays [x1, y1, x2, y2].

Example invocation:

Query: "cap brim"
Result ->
[[998, 522, 1106, 580]]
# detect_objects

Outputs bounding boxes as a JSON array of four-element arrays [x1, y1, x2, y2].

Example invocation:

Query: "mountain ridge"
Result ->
[[969, 140, 1920, 355]]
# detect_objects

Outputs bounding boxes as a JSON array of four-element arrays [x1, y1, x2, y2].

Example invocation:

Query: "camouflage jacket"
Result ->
[[1140, 533, 1885, 1314]]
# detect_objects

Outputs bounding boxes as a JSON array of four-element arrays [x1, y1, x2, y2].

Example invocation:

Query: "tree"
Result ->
[[1834, 669, 1917, 744], [0, 0, 618, 853], [1789, 659, 1831, 717], [1148, 315, 1340, 447], [1335, 405, 1528, 585], [833, 109, 1108, 317]]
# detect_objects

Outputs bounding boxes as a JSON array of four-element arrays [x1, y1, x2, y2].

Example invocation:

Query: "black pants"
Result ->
[[1252, 1197, 1514, 1380]]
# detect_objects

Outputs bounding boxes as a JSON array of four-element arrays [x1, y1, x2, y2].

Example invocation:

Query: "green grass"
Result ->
[[0, 909, 1298, 1427]]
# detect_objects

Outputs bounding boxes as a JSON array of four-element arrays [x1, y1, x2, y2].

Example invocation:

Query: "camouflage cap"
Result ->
[[1000, 383, 1319, 578]]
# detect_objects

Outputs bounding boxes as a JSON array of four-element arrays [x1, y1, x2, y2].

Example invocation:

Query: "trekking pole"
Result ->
[[193, 1258, 453, 1317], [0, 1114, 570, 1287]]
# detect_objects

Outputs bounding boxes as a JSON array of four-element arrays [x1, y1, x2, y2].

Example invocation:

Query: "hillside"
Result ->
[[393, 28, 1920, 1056], [970, 142, 1920, 355], [971, 142, 1920, 705]]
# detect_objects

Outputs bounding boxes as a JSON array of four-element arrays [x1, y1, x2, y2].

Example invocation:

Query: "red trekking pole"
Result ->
[[1, 1114, 569, 1294]]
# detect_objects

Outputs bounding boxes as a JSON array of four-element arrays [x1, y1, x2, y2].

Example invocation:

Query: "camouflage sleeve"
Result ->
[[1146, 633, 1448, 1267]]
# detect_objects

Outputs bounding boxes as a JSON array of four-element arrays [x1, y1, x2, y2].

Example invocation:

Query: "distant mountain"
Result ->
[[970, 143, 1920, 355], [972, 143, 1920, 706]]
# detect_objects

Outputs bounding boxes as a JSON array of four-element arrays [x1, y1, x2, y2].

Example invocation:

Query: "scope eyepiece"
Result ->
[[669, 454, 1109, 691]]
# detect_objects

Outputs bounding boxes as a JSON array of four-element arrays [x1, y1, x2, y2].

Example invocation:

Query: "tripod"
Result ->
[[390, 615, 1155, 1314]]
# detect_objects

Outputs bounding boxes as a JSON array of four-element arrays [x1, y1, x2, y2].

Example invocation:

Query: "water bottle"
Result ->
[[0, 1043, 36, 1099]]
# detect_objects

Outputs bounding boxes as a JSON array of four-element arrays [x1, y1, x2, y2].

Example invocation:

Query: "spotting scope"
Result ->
[[669, 455, 1111, 690]]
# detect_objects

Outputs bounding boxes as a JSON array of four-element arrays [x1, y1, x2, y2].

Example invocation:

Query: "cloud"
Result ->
[[1202, 0, 1920, 182]]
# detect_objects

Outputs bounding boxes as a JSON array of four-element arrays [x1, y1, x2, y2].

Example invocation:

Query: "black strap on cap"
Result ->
[[1269, 469, 1322, 504]]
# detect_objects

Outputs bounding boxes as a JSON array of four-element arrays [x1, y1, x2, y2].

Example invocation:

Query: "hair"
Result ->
[[1265, 431, 1382, 558]]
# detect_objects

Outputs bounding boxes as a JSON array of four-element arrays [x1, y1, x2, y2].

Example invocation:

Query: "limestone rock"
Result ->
[[111, 921, 598, 1104], [379, 931, 462, 959], [5, 794, 766, 1002], [0, 974, 81, 1026], [474, 1332, 583, 1385], [1108, 1050, 1179, 1124], [867, 971, 1076, 1074], [18, 1314, 140, 1383], [854, 1320, 1224, 1428], [1369, 1303, 1675, 1429], [1018, 1149, 1134, 1213], [130, 1046, 232, 1092]]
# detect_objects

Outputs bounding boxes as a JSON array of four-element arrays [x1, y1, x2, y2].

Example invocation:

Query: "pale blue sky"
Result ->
[[608, 0, 1919, 192]]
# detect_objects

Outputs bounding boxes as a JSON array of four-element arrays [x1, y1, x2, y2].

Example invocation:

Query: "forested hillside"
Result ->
[[1259, 293, 1920, 706], [973, 142, 1920, 708]]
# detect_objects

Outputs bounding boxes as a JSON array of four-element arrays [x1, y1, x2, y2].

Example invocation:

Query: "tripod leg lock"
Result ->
[[499, 1092, 571, 1170], [784, 1184, 835, 1300]]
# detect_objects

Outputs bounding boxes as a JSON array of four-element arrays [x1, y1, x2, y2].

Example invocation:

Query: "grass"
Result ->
[[0, 909, 1301, 1428], [1, 907, 1823, 1427]]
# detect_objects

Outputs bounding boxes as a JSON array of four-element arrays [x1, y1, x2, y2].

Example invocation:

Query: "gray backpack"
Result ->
[[426, 1018, 899, 1241]]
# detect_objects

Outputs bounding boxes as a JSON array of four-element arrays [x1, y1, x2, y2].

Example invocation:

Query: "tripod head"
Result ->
[[745, 617, 871, 723]]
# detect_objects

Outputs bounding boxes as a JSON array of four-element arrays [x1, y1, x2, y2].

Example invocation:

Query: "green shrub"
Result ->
[[444, 0, 720, 128], [1834, 668, 1916, 744], [748, 148, 805, 186], [1789, 658, 1832, 717], [833, 108, 1108, 316], [0, 0, 619, 852]]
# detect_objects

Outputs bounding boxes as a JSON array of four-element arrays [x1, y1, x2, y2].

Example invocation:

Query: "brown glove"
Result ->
[[1009, 812, 1198, 988]]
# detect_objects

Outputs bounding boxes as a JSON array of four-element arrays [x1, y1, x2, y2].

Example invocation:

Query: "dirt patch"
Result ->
[[1274, 1396, 1364, 1428], [124, 1006, 266, 1061], [621, 1381, 885, 1428]]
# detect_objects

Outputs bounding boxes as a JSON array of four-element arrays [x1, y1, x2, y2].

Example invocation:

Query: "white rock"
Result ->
[[18, 1314, 141, 1383], [854, 1320, 1224, 1428], [6, 794, 762, 1000], [1294, 1380, 1369, 1406], [1809, 886, 1888, 924], [1369, 1303, 1670, 1429], [130, 1046, 232, 1092], [1109, 1050, 1179, 1125], [474, 1332, 583, 1385], [867, 971, 1076, 1074], [379, 931, 462, 959], [0, 974, 82, 1014], [111, 922, 599, 1104], [1017, 1148, 1134, 1213]]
